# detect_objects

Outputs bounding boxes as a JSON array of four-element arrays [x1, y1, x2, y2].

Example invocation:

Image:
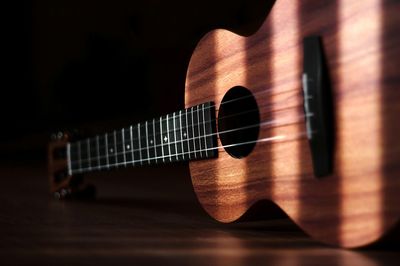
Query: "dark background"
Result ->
[[1, 1, 400, 263], [1, 0, 271, 162]]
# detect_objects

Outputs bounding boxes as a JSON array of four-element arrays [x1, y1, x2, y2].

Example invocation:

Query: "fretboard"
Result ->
[[67, 102, 217, 175]]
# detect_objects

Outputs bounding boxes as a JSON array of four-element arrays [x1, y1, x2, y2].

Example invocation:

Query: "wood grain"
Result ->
[[185, 0, 400, 247], [4, 163, 400, 265]]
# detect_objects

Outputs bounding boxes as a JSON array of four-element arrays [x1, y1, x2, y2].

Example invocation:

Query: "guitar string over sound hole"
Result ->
[[218, 86, 260, 158]]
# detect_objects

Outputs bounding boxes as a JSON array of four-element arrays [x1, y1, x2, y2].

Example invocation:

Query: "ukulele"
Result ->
[[48, 0, 400, 248]]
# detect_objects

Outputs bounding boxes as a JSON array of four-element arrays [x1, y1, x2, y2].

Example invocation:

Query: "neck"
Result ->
[[67, 102, 217, 175]]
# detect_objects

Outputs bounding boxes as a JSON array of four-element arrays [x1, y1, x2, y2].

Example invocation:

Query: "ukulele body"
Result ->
[[185, 0, 400, 247]]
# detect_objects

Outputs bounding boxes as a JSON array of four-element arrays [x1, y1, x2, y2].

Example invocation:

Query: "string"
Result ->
[[205, 87, 298, 110], [70, 113, 310, 166], [69, 113, 312, 169], [70, 100, 304, 153], [67, 86, 305, 172], [151, 88, 301, 138], [68, 87, 301, 151], [71, 131, 309, 174], [70, 113, 311, 168]]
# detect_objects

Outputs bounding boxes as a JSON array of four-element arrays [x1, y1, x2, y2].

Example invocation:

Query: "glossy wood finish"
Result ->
[[185, 0, 400, 247]]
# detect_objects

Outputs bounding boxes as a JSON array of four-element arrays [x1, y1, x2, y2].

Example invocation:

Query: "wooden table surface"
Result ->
[[0, 162, 398, 265]]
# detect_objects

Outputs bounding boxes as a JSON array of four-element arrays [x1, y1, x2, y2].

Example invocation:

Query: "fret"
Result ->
[[192, 106, 201, 158], [183, 109, 193, 159], [124, 127, 133, 165], [86, 139, 91, 171], [137, 123, 143, 165], [145, 121, 150, 165], [199, 104, 207, 157], [104, 133, 110, 169], [80, 139, 89, 170], [69, 142, 75, 173], [156, 117, 164, 162], [98, 135, 107, 169], [175, 112, 183, 160], [89, 137, 99, 170], [161, 116, 170, 162], [77, 141, 82, 171], [139, 122, 148, 165], [201, 103, 210, 157], [96, 136, 101, 170], [129, 126, 135, 166], [152, 119, 158, 164], [121, 129, 126, 167], [196, 105, 205, 158], [166, 114, 175, 161], [107, 132, 116, 168], [204, 102, 217, 157], [147, 120, 156, 164], [181, 109, 189, 160], [188, 107, 196, 159], [116, 129, 125, 166], [132, 124, 141, 166], [66, 102, 217, 175], [113, 130, 119, 167], [173, 113, 180, 160], [70, 142, 79, 174], [67, 143, 72, 175], [168, 113, 177, 161]]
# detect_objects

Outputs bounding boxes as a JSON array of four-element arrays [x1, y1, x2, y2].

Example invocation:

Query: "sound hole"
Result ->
[[218, 86, 260, 158]]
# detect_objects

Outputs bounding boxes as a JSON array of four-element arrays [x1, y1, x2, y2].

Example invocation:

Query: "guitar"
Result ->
[[48, 0, 400, 248]]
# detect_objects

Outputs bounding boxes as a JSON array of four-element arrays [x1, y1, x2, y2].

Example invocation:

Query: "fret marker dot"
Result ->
[[164, 136, 168, 142], [183, 132, 187, 138], [126, 144, 130, 150], [150, 140, 153, 144], [109, 148, 114, 153]]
